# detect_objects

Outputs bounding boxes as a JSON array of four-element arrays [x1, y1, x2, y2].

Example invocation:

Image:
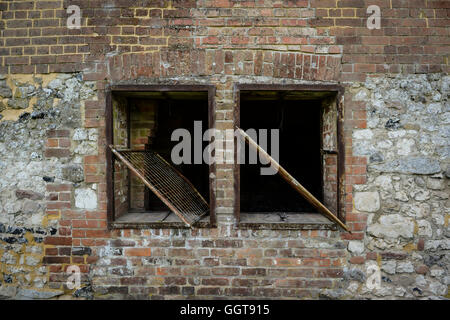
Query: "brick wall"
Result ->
[[0, 1, 447, 77], [0, 0, 448, 299]]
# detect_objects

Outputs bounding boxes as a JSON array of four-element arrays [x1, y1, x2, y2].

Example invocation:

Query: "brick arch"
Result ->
[[99, 49, 342, 82]]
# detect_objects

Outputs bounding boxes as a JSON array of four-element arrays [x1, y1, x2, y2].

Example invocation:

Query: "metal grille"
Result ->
[[109, 145, 209, 227]]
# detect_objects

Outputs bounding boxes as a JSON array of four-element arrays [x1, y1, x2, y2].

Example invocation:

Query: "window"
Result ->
[[106, 85, 216, 228], [234, 84, 347, 230]]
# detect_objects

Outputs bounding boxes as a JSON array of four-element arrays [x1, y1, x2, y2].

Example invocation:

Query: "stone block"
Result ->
[[367, 214, 415, 239], [369, 157, 441, 175], [354, 192, 380, 212], [75, 188, 97, 209]]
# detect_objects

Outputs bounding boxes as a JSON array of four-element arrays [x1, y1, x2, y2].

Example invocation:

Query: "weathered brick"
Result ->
[[124, 248, 151, 256]]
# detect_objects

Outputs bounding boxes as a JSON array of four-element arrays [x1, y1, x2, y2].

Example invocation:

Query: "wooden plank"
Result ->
[[111, 211, 211, 229], [105, 89, 115, 227], [233, 83, 241, 225], [337, 91, 346, 222], [208, 85, 217, 227], [237, 128, 350, 232], [239, 213, 337, 230]]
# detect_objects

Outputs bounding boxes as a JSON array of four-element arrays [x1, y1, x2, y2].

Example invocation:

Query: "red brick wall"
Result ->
[[1, 0, 447, 77], [1, 0, 448, 298], [129, 99, 157, 209]]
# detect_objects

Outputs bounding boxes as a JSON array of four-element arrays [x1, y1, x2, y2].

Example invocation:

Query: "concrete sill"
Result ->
[[238, 212, 337, 230], [109, 211, 213, 229], [108, 211, 337, 230]]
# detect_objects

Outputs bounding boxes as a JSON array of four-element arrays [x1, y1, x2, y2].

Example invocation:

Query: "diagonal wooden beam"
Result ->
[[237, 128, 350, 233]]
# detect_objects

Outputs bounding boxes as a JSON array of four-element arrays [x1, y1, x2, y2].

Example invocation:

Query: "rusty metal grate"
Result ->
[[109, 145, 209, 227]]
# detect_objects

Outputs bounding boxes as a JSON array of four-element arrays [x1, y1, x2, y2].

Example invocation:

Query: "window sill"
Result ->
[[237, 212, 337, 230], [109, 211, 337, 230], [109, 211, 213, 229]]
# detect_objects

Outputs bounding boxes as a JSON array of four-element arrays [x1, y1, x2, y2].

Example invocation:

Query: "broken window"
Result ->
[[235, 86, 348, 231], [106, 86, 215, 228]]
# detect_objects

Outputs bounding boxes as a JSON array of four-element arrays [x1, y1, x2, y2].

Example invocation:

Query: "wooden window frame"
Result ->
[[233, 84, 346, 230], [106, 85, 217, 229]]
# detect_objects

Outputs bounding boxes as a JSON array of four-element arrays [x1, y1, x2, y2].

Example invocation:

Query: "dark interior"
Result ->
[[240, 93, 323, 214], [130, 94, 210, 212]]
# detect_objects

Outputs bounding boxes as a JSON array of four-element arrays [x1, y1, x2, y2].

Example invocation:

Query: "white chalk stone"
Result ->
[[353, 129, 374, 140], [397, 138, 415, 156], [348, 241, 365, 255], [75, 188, 97, 209], [367, 214, 415, 239], [417, 220, 433, 237], [382, 261, 396, 275], [354, 192, 380, 212], [397, 261, 414, 273]]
